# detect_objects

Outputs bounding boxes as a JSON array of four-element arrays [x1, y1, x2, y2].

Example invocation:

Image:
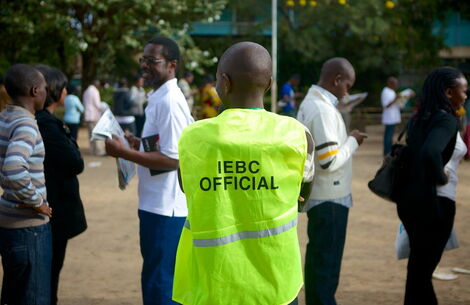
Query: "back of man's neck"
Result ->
[[11, 100, 35, 114]]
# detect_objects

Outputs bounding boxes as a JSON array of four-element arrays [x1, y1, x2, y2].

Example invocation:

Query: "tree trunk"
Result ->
[[81, 48, 97, 95]]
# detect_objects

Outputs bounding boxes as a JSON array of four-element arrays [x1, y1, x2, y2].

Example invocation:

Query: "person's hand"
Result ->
[[350, 130, 368, 145], [105, 135, 126, 158], [16, 202, 52, 217], [297, 195, 306, 212], [34, 204, 52, 217], [125, 131, 140, 150]]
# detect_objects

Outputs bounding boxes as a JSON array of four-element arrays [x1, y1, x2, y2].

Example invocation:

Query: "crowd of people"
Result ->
[[0, 35, 468, 305]]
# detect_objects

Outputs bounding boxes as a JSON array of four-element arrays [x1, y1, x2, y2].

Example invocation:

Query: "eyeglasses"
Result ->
[[139, 56, 165, 65]]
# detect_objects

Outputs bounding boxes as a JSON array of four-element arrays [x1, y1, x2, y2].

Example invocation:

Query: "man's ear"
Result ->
[[30, 86, 39, 97], [264, 77, 273, 93], [169, 60, 178, 72], [333, 74, 342, 87], [445, 87, 453, 99], [222, 73, 231, 94]]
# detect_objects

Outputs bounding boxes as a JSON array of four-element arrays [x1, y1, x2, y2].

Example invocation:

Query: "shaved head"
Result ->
[[319, 57, 355, 83], [216, 42, 272, 108], [318, 57, 355, 100], [5, 64, 44, 99]]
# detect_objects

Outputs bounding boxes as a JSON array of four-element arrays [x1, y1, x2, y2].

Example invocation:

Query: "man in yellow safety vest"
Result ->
[[172, 42, 314, 305]]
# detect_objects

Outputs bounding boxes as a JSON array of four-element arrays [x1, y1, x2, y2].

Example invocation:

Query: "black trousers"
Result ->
[[51, 238, 68, 305], [304, 202, 349, 305], [397, 196, 455, 305]]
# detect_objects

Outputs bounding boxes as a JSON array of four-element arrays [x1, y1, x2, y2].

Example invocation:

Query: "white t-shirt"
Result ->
[[381, 87, 401, 125], [137, 78, 194, 216], [437, 134, 467, 201]]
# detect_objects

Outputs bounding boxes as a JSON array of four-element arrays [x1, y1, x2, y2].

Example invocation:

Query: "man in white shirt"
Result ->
[[83, 80, 106, 155], [297, 58, 367, 305], [381, 76, 401, 155], [105, 37, 193, 305]]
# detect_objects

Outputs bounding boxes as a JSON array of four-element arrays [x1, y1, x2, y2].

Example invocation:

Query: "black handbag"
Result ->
[[368, 129, 407, 203]]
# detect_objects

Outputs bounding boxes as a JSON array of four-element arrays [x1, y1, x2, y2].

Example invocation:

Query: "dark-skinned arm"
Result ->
[[105, 135, 179, 170], [178, 168, 184, 193], [299, 130, 314, 211], [385, 93, 402, 108]]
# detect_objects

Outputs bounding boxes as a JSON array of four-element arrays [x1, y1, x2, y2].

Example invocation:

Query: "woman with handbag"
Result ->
[[396, 66, 468, 305]]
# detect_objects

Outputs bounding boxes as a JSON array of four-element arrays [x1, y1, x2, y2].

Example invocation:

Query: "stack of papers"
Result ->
[[397, 89, 415, 109], [91, 109, 136, 190]]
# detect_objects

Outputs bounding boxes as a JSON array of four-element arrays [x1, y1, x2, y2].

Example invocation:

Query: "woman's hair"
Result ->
[[34, 64, 68, 108], [67, 84, 79, 96], [417, 66, 463, 118], [202, 74, 214, 85]]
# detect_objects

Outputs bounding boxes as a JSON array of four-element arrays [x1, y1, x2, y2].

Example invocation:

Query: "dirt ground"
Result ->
[[3, 124, 470, 305]]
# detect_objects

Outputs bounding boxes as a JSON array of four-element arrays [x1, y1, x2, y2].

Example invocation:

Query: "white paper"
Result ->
[[396, 88, 415, 109], [338, 92, 368, 113], [91, 109, 136, 190]]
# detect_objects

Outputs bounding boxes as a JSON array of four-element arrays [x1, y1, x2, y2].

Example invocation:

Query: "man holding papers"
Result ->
[[105, 36, 193, 305]]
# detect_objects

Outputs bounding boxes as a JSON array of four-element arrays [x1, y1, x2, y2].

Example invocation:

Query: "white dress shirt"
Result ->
[[381, 87, 401, 125], [83, 85, 104, 122], [137, 78, 194, 217]]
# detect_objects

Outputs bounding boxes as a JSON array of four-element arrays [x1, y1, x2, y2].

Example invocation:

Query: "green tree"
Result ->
[[0, 0, 227, 87], [188, 0, 456, 104], [277, 0, 450, 98]]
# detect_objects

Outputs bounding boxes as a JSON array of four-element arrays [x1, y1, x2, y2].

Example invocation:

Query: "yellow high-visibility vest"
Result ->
[[173, 108, 307, 305]]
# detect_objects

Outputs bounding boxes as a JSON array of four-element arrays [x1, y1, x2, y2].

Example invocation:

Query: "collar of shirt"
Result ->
[[7, 104, 35, 119], [311, 84, 339, 107], [148, 78, 177, 101]]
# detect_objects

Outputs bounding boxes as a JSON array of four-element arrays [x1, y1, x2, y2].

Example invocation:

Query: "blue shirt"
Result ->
[[280, 82, 295, 112], [64, 95, 84, 124]]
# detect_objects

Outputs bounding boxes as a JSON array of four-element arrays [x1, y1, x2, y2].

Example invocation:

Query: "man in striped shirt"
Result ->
[[0, 64, 52, 305], [297, 58, 367, 305]]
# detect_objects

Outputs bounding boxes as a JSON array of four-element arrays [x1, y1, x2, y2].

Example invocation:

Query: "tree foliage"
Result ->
[[0, 0, 226, 87], [276, 0, 452, 96]]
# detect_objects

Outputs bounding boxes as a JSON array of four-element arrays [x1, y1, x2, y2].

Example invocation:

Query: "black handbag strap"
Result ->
[[397, 129, 406, 143], [396, 118, 413, 144]]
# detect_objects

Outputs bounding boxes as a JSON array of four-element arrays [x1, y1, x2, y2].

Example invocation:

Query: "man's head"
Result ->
[[118, 78, 128, 88], [216, 42, 272, 108], [183, 71, 194, 84], [289, 74, 301, 87], [4, 64, 47, 111], [318, 57, 355, 100], [140, 36, 180, 89], [387, 77, 398, 90]]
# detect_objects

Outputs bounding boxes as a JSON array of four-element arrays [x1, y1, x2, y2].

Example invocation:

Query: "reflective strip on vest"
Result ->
[[187, 218, 298, 247]]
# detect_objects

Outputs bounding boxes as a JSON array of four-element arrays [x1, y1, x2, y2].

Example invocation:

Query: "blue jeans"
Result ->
[[138, 210, 185, 305], [0, 223, 52, 305], [383, 124, 396, 156], [304, 202, 349, 305]]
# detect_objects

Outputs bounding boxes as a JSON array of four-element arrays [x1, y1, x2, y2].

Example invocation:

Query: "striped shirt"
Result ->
[[0, 104, 49, 228], [297, 85, 359, 211]]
